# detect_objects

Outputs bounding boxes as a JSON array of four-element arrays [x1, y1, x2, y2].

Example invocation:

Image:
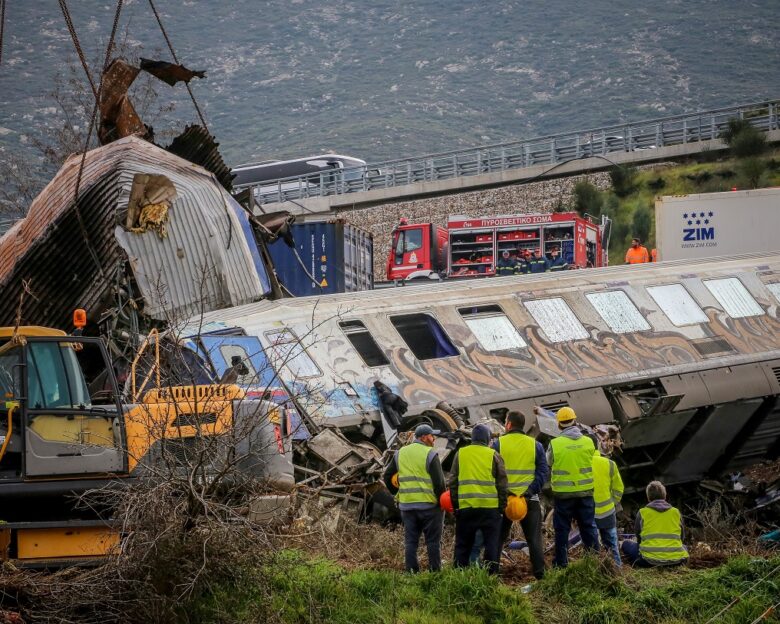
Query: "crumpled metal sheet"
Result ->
[[139, 58, 206, 86], [0, 137, 270, 329], [99, 59, 151, 145], [165, 124, 234, 191]]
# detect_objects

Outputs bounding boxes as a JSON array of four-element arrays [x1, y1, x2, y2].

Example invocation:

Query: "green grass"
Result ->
[[188, 551, 780, 624], [596, 149, 780, 264]]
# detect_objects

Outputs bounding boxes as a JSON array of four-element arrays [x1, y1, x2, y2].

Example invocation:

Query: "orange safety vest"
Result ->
[[651, 248, 658, 262], [625, 246, 649, 264]]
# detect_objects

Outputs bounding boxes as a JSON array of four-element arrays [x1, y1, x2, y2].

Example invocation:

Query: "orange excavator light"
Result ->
[[73, 308, 87, 329]]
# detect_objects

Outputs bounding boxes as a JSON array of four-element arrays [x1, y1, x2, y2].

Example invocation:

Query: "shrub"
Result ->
[[571, 180, 603, 217], [737, 157, 767, 189], [632, 204, 652, 245], [720, 118, 767, 158], [609, 165, 637, 197], [647, 177, 666, 191]]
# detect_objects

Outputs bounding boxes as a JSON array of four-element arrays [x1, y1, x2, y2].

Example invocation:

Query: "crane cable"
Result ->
[[57, 0, 98, 98], [0, 0, 6, 66], [60, 0, 125, 278], [146, 0, 210, 134]]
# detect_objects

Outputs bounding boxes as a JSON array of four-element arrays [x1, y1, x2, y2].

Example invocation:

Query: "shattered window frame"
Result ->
[[703, 277, 764, 318], [523, 297, 589, 343], [585, 290, 651, 334], [263, 329, 322, 379], [338, 320, 390, 368], [389, 312, 460, 361], [646, 283, 709, 327], [457, 304, 528, 351]]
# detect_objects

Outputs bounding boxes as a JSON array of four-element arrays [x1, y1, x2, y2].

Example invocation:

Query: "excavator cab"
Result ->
[[0, 327, 126, 564], [0, 327, 125, 483]]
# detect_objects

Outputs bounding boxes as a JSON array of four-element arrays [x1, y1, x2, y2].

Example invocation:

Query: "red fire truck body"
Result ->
[[387, 212, 607, 281]]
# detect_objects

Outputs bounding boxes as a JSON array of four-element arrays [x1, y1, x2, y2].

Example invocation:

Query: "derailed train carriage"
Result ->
[[182, 252, 780, 490]]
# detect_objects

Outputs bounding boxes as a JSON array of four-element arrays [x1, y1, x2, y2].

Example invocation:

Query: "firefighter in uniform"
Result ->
[[548, 247, 568, 271], [384, 424, 446, 572], [528, 249, 549, 274], [543, 406, 600, 567], [496, 250, 516, 276], [450, 424, 508, 574], [621, 481, 688, 567], [495, 410, 548, 579], [514, 249, 529, 275], [592, 446, 624, 566]]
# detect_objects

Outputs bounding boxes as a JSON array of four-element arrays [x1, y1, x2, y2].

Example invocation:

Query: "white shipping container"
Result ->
[[655, 188, 780, 262]]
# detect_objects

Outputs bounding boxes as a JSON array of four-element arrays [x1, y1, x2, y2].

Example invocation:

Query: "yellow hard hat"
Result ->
[[556, 406, 576, 424], [505, 495, 528, 521]]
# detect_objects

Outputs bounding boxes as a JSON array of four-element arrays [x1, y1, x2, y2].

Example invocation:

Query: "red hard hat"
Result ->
[[440, 489, 454, 514]]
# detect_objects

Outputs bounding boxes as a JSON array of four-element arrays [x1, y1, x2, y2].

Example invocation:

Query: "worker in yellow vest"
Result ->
[[543, 406, 600, 567], [621, 481, 688, 567], [495, 410, 549, 579], [450, 424, 508, 574], [592, 446, 624, 566], [383, 424, 446, 572]]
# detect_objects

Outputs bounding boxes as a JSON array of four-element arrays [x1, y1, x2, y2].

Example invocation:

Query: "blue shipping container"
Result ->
[[269, 220, 373, 296]]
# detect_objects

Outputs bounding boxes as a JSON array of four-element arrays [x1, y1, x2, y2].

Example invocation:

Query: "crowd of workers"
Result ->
[[384, 407, 688, 577], [495, 247, 570, 276]]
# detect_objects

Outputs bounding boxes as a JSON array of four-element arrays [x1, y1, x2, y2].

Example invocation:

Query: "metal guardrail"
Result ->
[[240, 100, 780, 205]]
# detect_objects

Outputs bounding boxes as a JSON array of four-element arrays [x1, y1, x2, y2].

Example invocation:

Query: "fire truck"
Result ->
[[387, 212, 610, 281]]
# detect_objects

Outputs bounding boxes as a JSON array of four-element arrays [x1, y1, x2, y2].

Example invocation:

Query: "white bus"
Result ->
[[232, 154, 369, 202]]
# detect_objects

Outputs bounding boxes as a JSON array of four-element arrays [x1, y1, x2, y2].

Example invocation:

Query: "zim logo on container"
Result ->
[[682, 211, 715, 241]]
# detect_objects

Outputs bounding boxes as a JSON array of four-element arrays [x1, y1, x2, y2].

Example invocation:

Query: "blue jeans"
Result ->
[[401, 507, 444, 572], [621, 540, 687, 567], [553, 496, 600, 567], [599, 526, 622, 566]]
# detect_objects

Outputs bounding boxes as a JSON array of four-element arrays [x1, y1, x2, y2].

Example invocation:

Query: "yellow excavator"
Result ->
[[0, 317, 292, 566]]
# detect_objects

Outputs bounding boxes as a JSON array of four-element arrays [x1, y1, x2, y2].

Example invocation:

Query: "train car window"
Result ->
[[523, 298, 589, 343], [767, 282, 780, 304], [646, 284, 708, 326], [585, 291, 650, 333], [703, 278, 764, 318], [389, 313, 459, 360], [458, 305, 527, 351], [338, 320, 390, 367], [264, 329, 322, 379]]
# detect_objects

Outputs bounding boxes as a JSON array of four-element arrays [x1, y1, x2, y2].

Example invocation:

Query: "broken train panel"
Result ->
[[184, 252, 780, 489], [0, 136, 271, 333]]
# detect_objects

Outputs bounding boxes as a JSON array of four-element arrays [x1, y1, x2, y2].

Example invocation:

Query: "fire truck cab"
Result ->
[[387, 212, 609, 281]]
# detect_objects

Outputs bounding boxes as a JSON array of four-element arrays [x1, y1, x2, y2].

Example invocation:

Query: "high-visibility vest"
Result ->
[[514, 260, 528, 275], [498, 433, 536, 496], [550, 435, 595, 494], [592, 453, 623, 519], [397, 443, 436, 506], [639, 506, 688, 564], [457, 444, 498, 509]]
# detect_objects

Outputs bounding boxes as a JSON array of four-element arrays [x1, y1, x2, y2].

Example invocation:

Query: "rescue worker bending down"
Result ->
[[528, 250, 549, 274], [541, 406, 600, 567], [592, 443, 624, 566], [495, 410, 548, 579], [496, 250, 516, 276], [450, 424, 508, 574], [621, 480, 688, 567], [625, 237, 650, 264], [384, 424, 446, 572]]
